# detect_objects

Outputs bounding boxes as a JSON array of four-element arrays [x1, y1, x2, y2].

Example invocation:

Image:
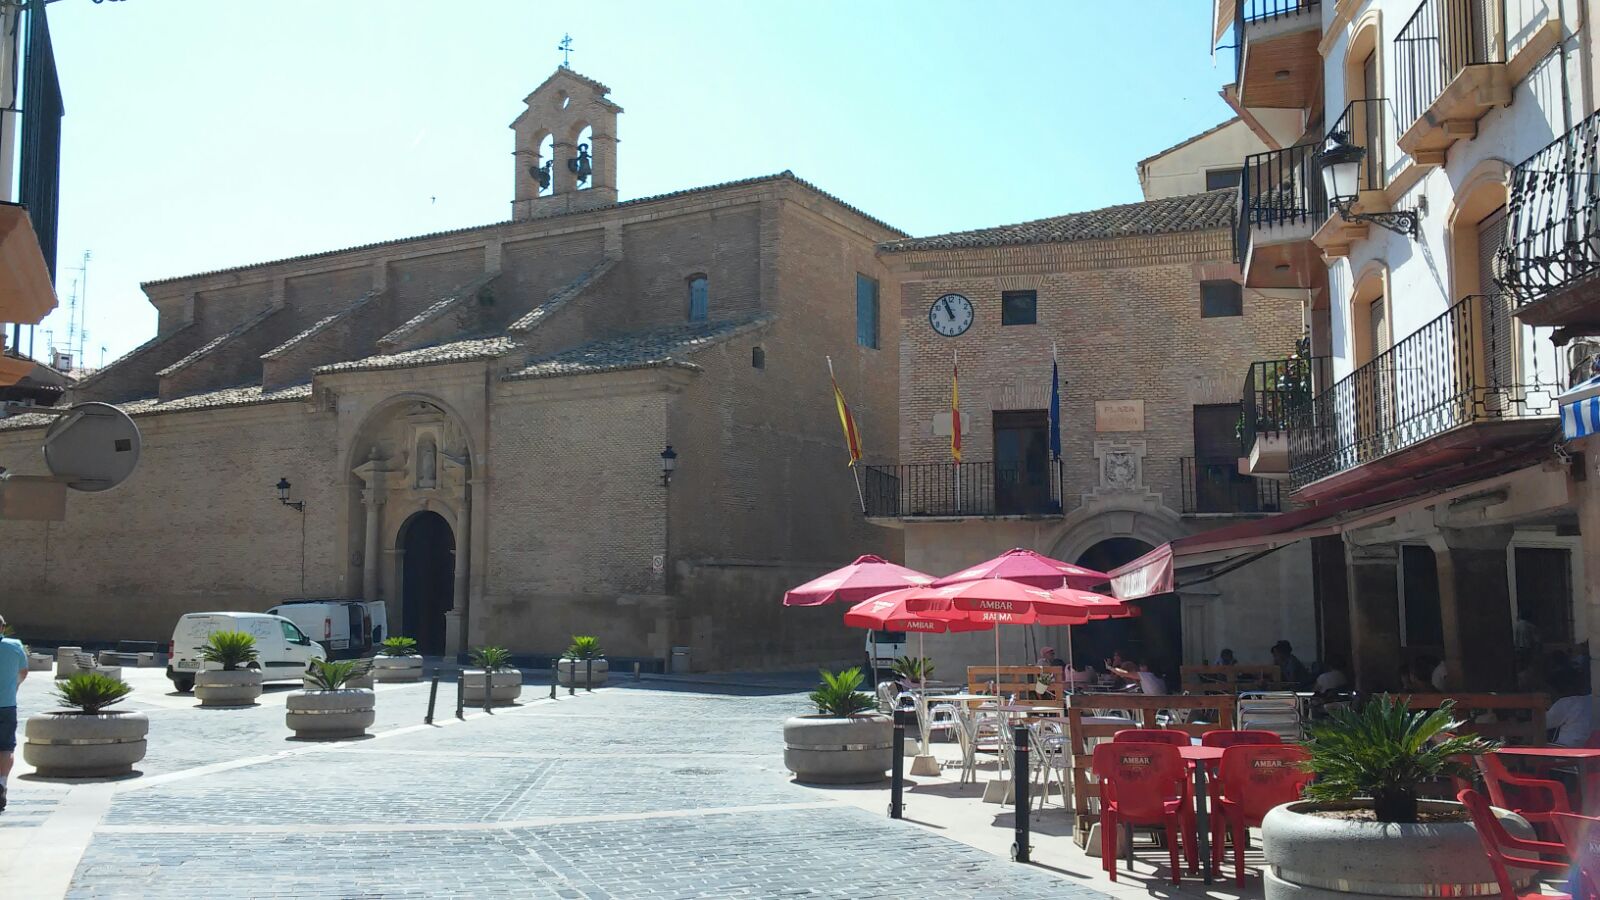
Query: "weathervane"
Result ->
[[557, 33, 573, 68]]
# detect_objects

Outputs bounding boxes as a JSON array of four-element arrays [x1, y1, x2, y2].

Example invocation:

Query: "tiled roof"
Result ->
[[502, 315, 774, 382], [312, 336, 516, 376], [377, 271, 501, 350], [0, 383, 312, 431], [156, 304, 282, 378], [262, 290, 383, 360], [507, 258, 616, 334], [523, 68, 621, 112], [70, 323, 195, 389], [878, 188, 1238, 253], [142, 172, 902, 288]]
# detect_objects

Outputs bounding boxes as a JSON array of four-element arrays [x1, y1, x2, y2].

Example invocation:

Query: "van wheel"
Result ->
[[172, 675, 195, 693]]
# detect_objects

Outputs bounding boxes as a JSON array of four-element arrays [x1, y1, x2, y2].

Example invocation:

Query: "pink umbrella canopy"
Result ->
[[933, 547, 1110, 591], [904, 579, 1093, 624], [842, 588, 993, 633], [782, 555, 936, 607]]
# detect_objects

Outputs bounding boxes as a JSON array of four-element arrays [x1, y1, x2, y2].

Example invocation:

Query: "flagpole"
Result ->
[[827, 356, 868, 514], [953, 348, 961, 515]]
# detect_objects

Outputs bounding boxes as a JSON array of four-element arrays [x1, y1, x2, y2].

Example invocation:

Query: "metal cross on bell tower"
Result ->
[[557, 33, 574, 68]]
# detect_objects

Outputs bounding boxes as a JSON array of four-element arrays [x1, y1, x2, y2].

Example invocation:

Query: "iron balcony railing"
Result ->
[[1394, 0, 1506, 130], [860, 460, 1064, 518], [1238, 142, 1327, 255], [1288, 293, 1562, 488], [1501, 106, 1600, 306], [1233, 0, 1323, 84], [1181, 456, 1284, 514], [1328, 98, 1390, 193], [1240, 354, 1333, 452]]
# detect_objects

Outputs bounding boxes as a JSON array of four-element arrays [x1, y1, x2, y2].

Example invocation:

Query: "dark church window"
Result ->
[[1002, 291, 1037, 326], [688, 275, 709, 322], [752, 346, 765, 369], [856, 274, 879, 349]]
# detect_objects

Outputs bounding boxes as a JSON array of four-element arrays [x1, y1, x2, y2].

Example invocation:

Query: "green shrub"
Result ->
[[305, 658, 364, 691], [1304, 695, 1496, 823], [379, 636, 419, 658], [890, 656, 933, 682], [564, 636, 603, 660], [469, 646, 514, 672], [199, 631, 258, 671], [53, 672, 132, 714], [808, 667, 875, 718]]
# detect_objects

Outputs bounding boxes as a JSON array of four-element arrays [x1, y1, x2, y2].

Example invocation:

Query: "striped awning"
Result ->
[[1559, 375, 1600, 440]]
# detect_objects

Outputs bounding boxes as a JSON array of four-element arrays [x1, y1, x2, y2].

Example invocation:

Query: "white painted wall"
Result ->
[[1139, 119, 1271, 200]]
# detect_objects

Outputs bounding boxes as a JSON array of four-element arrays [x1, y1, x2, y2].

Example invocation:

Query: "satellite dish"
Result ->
[[42, 401, 141, 492]]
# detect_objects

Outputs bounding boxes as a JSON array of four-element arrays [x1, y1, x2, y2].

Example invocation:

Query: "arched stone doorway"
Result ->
[[399, 510, 455, 656], [1068, 538, 1181, 686]]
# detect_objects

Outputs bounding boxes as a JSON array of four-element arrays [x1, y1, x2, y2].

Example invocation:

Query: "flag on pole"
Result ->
[[1049, 343, 1062, 461], [951, 352, 962, 464], [828, 358, 863, 466]]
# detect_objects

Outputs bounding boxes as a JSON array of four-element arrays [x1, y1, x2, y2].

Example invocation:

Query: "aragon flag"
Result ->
[[831, 369, 863, 467]]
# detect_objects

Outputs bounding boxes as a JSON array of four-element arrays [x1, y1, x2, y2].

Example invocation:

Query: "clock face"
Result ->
[[929, 293, 974, 337]]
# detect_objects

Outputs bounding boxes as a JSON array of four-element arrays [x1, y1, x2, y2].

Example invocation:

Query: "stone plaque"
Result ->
[[1095, 400, 1145, 432]]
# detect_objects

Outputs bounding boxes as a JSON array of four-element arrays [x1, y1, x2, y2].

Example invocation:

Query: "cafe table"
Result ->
[[1178, 744, 1225, 884], [1494, 746, 1600, 813]]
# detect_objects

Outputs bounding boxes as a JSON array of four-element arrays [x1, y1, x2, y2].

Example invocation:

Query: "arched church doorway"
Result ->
[[1071, 538, 1180, 687], [399, 511, 454, 656]]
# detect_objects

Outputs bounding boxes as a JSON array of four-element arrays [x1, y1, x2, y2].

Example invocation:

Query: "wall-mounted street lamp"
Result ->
[[275, 477, 305, 512], [1315, 131, 1420, 239], [660, 445, 678, 488]]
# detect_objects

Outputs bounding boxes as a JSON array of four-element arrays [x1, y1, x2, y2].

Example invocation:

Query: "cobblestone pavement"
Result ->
[[2, 670, 1112, 899]]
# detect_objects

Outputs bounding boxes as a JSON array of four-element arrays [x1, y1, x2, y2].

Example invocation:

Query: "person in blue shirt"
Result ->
[[0, 613, 29, 814]]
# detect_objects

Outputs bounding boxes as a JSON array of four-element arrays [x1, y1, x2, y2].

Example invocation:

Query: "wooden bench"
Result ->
[[1394, 693, 1548, 746], [1065, 692, 1239, 846], [967, 665, 1057, 699], [1180, 664, 1289, 694]]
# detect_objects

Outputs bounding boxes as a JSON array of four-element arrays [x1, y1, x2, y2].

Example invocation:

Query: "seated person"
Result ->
[[1547, 672, 1593, 748], [1036, 646, 1065, 668], [1400, 655, 1438, 693], [1105, 658, 1167, 695], [1217, 648, 1238, 666], [1312, 659, 1349, 695], [1103, 650, 1135, 688], [1271, 640, 1312, 688], [1431, 659, 1449, 692]]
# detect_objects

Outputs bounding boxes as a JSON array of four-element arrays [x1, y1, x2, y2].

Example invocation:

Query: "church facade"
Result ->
[[0, 69, 901, 669]]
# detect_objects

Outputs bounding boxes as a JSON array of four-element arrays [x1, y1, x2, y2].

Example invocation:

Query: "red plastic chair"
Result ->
[[1555, 813, 1600, 900], [1460, 788, 1571, 900], [1093, 742, 1189, 885], [1210, 745, 1313, 886], [1201, 729, 1283, 749], [1115, 728, 1190, 746], [1478, 752, 1575, 841]]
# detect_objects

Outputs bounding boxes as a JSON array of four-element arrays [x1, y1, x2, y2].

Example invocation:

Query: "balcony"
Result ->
[[1393, 0, 1509, 166], [1501, 107, 1600, 332], [1288, 293, 1562, 500], [1311, 99, 1393, 257], [1230, 0, 1323, 111], [1239, 354, 1332, 477], [860, 460, 1064, 520], [1238, 142, 1326, 288], [1182, 456, 1284, 514]]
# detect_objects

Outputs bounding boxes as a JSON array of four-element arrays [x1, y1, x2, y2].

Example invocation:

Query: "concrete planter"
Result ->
[[285, 689, 376, 739], [462, 669, 522, 706], [302, 670, 374, 690], [54, 646, 83, 679], [194, 669, 263, 707], [23, 710, 148, 778], [371, 656, 424, 683], [782, 714, 892, 785], [1262, 799, 1537, 900], [28, 652, 52, 672], [557, 658, 608, 688]]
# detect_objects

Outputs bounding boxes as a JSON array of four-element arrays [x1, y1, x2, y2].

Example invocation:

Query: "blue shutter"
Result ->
[[856, 275, 878, 349], [688, 276, 708, 322]]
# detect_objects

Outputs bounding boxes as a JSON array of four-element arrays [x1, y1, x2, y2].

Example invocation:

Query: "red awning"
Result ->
[[1109, 446, 1553, 601]]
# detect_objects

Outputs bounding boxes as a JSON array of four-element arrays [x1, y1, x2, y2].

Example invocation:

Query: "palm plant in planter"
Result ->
[[783, 667, 890, 785], [1261, 696, 1516, 900], [193, 631, 262, 707], [464, 646, 522, 706], [558, 635, 608, 688], [890, 655, 933, 687], [371, 636, 424, 683], [24, 672, 147, 777], [287, 659, 375, 740]]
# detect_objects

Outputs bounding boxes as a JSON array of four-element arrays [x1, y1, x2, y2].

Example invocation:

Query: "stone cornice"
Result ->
[[882, 227, 1234, 280]]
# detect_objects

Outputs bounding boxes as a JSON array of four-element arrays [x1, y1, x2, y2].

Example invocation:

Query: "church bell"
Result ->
[[567, 143, 592, 185]]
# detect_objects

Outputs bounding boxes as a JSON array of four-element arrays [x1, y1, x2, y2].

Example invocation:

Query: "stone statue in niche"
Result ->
[[416, 435, 437, 489]]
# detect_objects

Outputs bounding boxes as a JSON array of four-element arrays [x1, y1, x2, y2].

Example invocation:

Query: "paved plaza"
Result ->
[[0, 668, 1162, 899]]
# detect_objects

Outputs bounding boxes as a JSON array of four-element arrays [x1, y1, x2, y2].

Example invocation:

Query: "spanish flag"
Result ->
[[829, 360, 862, 467], [951, 352, 962, 464]]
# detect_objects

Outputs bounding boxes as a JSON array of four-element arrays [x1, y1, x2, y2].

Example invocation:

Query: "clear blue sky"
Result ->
[[37, 0, 1234, 365]]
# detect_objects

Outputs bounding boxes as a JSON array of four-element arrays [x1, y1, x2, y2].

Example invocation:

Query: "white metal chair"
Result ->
[[1239, 691, 1303, 741], [1030, 722, 1072, 811]]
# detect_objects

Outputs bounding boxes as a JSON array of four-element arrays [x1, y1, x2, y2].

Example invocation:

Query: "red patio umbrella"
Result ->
[[933, 547, 1110, 591], [782, 555, 935, 607]]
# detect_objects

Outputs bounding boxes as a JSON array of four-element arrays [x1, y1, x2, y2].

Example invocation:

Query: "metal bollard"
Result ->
[[550, 658, 558, 699], [567, 658, 575, 696], [889, 709, 910, 819], [585, 658, 594, 693], [424, 671, 440, 724], [633, 661, 641, 681], [1011, 725, 1030, 863], [482, 672, 493, 714], [455, 673, 465, 720]]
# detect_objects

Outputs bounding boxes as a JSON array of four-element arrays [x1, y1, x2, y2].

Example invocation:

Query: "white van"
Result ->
[[265, 599, 388, 659], [167, 612, 325, 692]]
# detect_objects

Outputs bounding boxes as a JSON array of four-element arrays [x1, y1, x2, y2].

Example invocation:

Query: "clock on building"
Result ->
[[928, 293, 974, 337]]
